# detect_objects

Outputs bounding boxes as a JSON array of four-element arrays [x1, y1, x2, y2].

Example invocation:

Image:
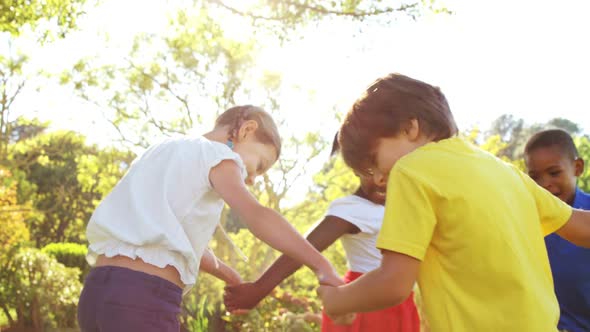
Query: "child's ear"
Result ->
[[405, 118, 420, 141], [574, 157, 585, 177], [237, 120, 259, 140]]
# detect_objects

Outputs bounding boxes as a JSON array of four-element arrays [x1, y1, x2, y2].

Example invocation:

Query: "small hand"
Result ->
[[224, 267, 243, 286], [317, 285, 356, 325], [228, 309, 250, 315], [224, 282, 269, 311], [331, 313, 356, 325], [316, 267, 344, 287]]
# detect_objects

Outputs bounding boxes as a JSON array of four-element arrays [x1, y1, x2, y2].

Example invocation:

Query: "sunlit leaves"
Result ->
[[0, 167, 30, 263], [5, 248, 82, 328], [575, 135, 590, 192], [8, 129, 134, 245], [0, 0, 89, 41]]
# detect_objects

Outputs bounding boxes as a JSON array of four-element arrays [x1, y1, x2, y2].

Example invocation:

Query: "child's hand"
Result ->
[[331, 313, 356, 325], [317, 285, 356, 325], [224, 282, 268, 311], [228, 309, 250, 315], [224, 267, 243, 286], [316, 266, 344, 287]]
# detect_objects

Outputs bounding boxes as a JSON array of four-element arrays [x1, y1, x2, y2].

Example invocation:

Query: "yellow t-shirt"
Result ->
[[376, 137, 572, 332]]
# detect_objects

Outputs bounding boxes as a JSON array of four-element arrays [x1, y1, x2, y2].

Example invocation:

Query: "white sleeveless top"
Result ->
[[85, 136, 246, 293], [326, 195, 385, 273]]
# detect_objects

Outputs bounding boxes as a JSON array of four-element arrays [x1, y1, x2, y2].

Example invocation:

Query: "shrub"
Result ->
[[42, 242, 89, 280], [5, 248, 82, 330]]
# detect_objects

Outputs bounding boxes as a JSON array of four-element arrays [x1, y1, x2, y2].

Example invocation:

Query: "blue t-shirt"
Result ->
[[545, 187, 590, 332]]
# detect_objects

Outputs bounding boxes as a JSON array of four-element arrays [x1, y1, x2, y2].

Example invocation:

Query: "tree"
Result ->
[[63, 0, 446, 149], [0, 167, 31, 258], [0, 166, 31, 326], [4, 248, 81, 330], [8, 128, 134, 246], [0, 0, 93, 161], [486, 114, 586, 160], [576, 135, 590, 192], [62, 9, 258, 148], [7, 117, 48, 144], [206, 0, 449, 38], [547, 118, 582, 136], [0, 51, 28, 160], [0, 0, 89, 39]]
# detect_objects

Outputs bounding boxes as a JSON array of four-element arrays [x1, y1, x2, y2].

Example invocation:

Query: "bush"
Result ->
[[5, 248, 82, 330], [0, 166, 33, 327], [42, 242, 89, 280], [0, 167, 32, 266]]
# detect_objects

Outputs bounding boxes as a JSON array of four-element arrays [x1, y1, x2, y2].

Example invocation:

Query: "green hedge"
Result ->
[[42, 242, 89, 279]]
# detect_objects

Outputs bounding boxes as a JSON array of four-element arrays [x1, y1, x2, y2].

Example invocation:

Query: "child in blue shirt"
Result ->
[[525, 129, 590, 332]]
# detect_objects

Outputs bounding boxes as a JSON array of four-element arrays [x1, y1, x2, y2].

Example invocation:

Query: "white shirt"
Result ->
[[326, 195, 385, 273], [86, 136, 246, 293]]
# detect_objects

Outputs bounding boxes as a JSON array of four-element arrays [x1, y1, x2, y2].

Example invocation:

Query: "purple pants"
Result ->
[[77, 266, 182, 332]]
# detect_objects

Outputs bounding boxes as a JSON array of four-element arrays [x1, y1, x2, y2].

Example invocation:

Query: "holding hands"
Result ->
[[315, 265, 345, 287], [317, 284, 356, 325], [316, 264, 357, 324], [224, 268, 355, 326], [224, 281, 269, 312]]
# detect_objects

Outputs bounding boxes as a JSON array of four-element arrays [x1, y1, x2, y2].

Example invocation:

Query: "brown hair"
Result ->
[[339, 73, 458, 172], [215, 105, 282, 158], [525, 129, 578, 160], [330, 132, 340, 157]]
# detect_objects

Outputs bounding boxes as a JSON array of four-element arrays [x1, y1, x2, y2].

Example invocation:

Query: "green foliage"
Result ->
[[0, 0, 88, 40], [205, 0, 447, 38], [0, 167, 31, 262], [4, 248, 82, 329], [0, 308, 16, 328], [42, 242, 89, 280], [7, 129, 134, 246], [8, 117, 49, 144], [486, 114, 590, 182], [0, 0, 94, 162], [63, 4, 258, 148], [575, 135, 590, 192], [61, 0, 446, 149], [0, 167, 33, 327], [487, 114, 585, 161], [181, 294, 214, 332], [547, 118, 582, 136], [0, 52, 29, 160]]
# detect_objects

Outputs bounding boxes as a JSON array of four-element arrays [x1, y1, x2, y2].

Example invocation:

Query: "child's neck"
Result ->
[[567, 186, 578, 206], [353, 188, 384, 206], [203, 128, 229, 144]]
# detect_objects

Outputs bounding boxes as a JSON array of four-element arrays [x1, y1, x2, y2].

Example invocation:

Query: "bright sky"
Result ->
[[8, 0, 590, 147]]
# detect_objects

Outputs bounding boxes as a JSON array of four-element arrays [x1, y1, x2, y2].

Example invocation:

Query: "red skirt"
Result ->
[[321, 271, 420, 332]]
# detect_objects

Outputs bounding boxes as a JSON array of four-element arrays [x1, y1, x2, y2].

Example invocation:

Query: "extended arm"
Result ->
[[224, 216, 358, 310], [200, 248, 242, 285], [556, 209, 590, 248], [318, 250, 419, 316], [210, 160, 343, 286]]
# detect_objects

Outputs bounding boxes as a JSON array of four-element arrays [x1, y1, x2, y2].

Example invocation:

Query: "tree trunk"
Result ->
[[1, 303, 14, 326], [15, 302, 25, 329], [31, 298, 43, 332]]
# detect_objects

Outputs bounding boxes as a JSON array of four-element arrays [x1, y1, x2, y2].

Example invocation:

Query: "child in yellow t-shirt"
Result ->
[[317, 73, 590, 332]]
